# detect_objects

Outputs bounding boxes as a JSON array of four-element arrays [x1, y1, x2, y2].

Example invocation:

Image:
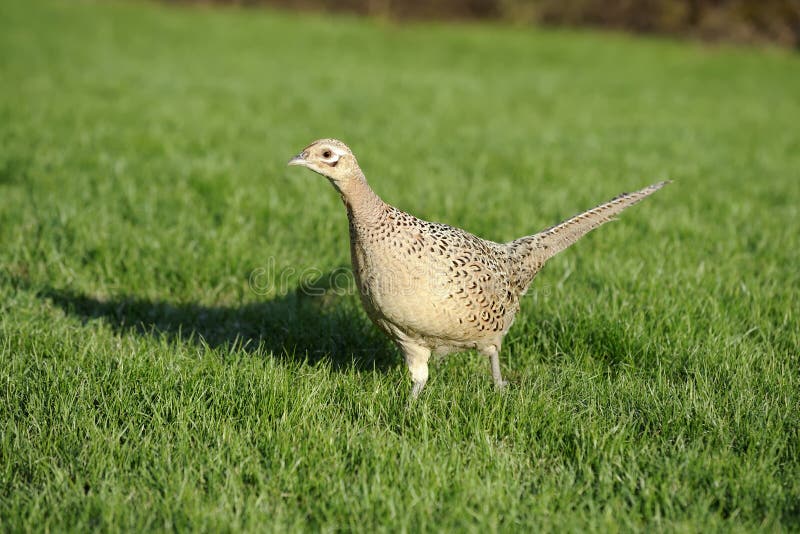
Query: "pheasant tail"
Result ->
[[507, 181, 669, 293]]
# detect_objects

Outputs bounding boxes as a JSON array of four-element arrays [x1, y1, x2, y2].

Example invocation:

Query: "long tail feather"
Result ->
[[507, 181, 669, 293]]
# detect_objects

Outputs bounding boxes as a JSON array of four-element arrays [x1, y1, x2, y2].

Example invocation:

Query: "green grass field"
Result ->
[[2, 1, 799, 531]]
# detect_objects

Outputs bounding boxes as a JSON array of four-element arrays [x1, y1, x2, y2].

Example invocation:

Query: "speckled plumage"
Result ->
[[289, 139, 668, 397]]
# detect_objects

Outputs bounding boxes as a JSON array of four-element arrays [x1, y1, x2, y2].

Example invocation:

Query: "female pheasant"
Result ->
[[289, 139, 668, 397]]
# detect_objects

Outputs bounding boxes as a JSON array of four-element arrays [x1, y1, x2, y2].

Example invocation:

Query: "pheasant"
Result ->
[[288, 139, 668, 397]]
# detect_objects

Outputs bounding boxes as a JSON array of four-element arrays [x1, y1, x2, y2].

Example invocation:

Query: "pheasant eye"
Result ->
[[322, 150, 332, 159]]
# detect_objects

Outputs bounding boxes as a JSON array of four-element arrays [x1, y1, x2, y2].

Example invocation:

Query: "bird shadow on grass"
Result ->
[[33, 275, 663, 378], [35, 272, 397, 373]]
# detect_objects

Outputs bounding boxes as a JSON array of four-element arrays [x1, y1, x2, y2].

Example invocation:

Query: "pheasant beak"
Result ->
[[287, 153, 307, 167]]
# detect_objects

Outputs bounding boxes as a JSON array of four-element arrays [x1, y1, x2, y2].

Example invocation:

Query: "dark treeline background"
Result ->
[[167, 0, 800, 48]]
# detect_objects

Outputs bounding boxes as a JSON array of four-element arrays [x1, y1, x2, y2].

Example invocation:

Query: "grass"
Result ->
[[1, 0, 799, 531]]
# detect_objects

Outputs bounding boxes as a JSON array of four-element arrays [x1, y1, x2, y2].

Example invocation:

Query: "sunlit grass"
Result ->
[[1, 1, 799, 530]]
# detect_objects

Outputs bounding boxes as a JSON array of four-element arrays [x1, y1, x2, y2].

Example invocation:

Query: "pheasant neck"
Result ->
[[332, 172, 385, 223]]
